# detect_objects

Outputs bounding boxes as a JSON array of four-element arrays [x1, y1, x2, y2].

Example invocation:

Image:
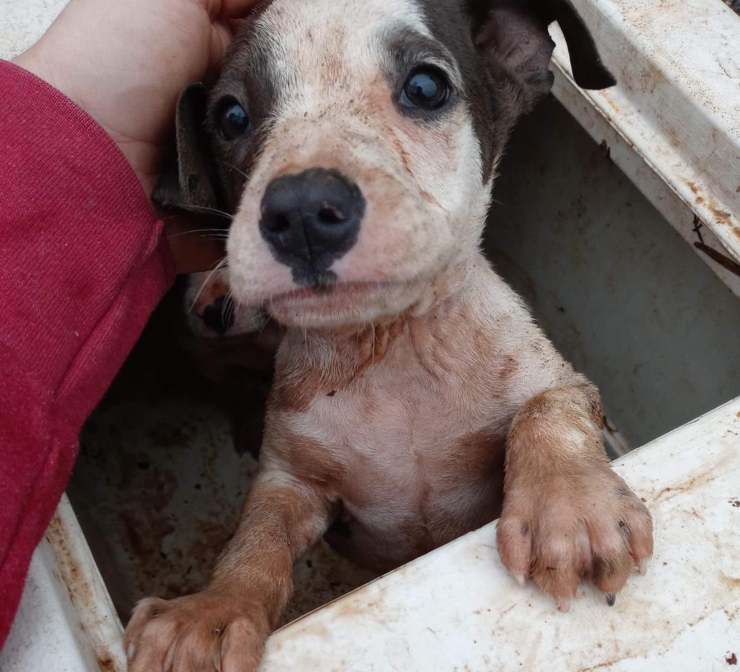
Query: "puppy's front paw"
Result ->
[[497, 468, 653, 611], [125, 590, 269, 672]]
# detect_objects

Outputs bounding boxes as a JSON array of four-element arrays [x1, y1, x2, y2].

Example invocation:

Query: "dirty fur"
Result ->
[[127, 1, 652, 670]]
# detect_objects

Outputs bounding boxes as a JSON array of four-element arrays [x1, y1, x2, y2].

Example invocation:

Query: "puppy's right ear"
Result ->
[[154, 83, 222, 214], [472, 0, 615, 112]]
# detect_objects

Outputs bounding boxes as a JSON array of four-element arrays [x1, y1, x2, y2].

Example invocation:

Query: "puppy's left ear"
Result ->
[[154, 83, 223, 215], [472, 0, 615, 110]]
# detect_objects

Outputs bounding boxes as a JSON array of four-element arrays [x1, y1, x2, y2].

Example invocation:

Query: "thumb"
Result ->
[[209, 20, 234, 71], [219, 0, 267, 18]]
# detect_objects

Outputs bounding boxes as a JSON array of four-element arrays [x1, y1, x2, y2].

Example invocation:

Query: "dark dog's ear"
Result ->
[[153, 83, 222, 214], [472, 0, 615, 109]]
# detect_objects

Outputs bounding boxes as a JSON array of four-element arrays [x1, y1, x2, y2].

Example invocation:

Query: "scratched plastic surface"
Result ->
[[259, 399, 740, 672]]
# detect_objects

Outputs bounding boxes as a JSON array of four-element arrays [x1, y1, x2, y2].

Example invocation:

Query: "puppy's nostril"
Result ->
[[259, 168, 365, 279], [317, 204, 346, 225]]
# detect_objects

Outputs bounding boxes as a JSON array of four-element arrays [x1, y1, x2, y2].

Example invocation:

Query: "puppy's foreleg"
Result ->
[[497, 384, 653, 611], [125, 470, 332, 672]]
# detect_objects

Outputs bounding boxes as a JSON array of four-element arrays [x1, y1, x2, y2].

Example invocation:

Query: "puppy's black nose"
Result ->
[[260, 168, 364, 285], [201, 296, 234, 335]]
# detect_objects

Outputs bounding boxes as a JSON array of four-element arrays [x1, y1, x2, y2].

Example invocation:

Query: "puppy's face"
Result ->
[[169, 0, 613, 330], [210, 0, 510, 328]]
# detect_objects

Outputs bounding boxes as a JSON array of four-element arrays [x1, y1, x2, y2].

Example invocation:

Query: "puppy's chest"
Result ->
[[281, 332, 512, 502]]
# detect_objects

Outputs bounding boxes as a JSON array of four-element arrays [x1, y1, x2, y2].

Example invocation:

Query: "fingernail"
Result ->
[[606, 593, 616, 607]]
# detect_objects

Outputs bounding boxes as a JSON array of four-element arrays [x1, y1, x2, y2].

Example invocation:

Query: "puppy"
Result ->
[[127, 1, 653, 669]]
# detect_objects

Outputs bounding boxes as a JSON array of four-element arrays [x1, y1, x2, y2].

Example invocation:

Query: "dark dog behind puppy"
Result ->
[[126, 2, 652, 670]]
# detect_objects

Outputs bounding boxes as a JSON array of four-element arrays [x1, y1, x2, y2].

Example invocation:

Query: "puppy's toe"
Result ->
[[499, 470, 653, 609], [496, 513, 533, 585], [621, 492, 654, 570], [529, 526, 583, 608], [221, 617, 267, 672], [169, 624, 224, 672], [126, 599, 179, 672], [125, 591, 269, 672]]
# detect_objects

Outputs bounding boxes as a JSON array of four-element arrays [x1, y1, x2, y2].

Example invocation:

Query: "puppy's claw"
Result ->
[[638, 559, 648, 576], [556, 597, 571, 613], [126, 642, 136, 661], [606, 593, 616, 607], [513, 573, 527, 587]]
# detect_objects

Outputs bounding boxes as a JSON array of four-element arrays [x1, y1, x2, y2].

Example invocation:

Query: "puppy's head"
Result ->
[[161, 0, 613, 330]]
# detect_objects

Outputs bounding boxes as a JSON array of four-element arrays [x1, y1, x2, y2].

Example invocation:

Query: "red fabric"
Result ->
[[0, 60, 174, 644]]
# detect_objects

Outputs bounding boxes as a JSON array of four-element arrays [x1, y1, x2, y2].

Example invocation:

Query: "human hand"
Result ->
[[14, 0, 260, 273], [15, 0, 259, 196]]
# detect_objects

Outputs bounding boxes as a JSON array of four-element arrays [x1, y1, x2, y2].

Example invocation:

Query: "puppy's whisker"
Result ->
[[221, 295, 229, 326], [181, 205, 235, 220], [218, 160, 250, 181], [199, 234, 231, 241], [189, 257, 228, 314], [222, 290, 236, 327], [168, 228, 231, 239]]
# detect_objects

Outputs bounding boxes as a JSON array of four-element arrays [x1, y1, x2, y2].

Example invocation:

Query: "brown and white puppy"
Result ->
[[127, 1, 653, 669]]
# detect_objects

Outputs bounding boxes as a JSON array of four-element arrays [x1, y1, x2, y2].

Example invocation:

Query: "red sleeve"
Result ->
[[0, 60, 174, 643]]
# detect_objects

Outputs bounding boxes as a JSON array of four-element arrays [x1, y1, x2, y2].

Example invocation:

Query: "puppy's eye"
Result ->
[[217, 97, 251, 140], [400, 66, 451, 112]]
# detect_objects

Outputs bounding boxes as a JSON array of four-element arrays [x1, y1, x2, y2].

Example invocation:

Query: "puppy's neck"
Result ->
[[273, 257, 485, 411], [310, 257, 475, 338], [282, 257, 478, 362]]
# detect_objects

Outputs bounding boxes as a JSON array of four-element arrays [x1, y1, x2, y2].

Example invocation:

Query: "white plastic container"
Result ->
[[1, 1, 738, 670]]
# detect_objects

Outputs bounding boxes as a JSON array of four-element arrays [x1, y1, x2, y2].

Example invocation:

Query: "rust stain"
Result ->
[[46, 516, 94, 608], [651, 459, 723, 503], [709, 204, 732, 226], [577, 653, 641, 672], [719, 573, 740, 590], [46, 515, 124, 672], [684, 180, 737, 235], [97, 657, 116, 672]]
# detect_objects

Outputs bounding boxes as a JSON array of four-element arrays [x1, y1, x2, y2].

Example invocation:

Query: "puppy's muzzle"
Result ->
[[260, 168, 365, 287]]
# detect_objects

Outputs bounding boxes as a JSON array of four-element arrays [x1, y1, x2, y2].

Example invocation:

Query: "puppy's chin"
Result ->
[[264, 281, 419, 330]]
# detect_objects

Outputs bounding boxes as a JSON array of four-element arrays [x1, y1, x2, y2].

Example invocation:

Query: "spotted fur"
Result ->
[[127, 2, 651, 670]]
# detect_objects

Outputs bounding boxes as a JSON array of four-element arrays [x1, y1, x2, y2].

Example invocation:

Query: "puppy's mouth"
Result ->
[[270, 281, 393, 307], [266, 280, 407, 327]]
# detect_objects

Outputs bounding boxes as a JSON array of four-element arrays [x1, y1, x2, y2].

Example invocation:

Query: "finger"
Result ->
[[220, 0, 268, 19], [208, 21, 237, 76], [496, 516, 532, 585]]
